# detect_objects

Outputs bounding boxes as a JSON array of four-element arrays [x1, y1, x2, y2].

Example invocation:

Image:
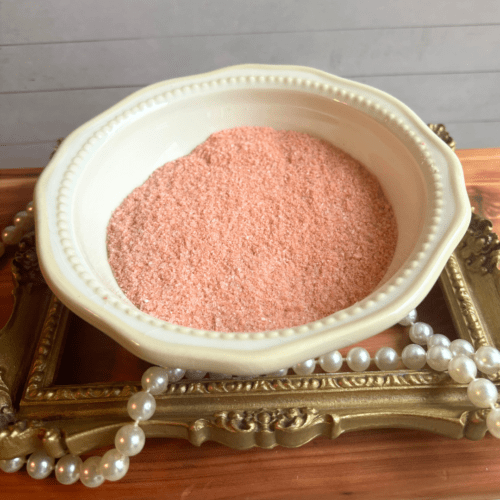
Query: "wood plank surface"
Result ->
[[0, 143, 56, 171], [2, 1, 499, 157], [354, 73, 500, 124], [2, 73, 500, 146], [440, 121, 500, 150], [3, 26, 500, 94], [0, 169, 39, 230], [1, 0, 497, 45], [1, 149, 500, 499]]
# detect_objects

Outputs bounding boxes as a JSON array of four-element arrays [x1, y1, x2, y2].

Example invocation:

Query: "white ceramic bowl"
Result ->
[[34, 64, 470, 375]]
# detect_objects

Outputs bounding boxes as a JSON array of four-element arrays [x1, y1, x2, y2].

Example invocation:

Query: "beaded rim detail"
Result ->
[[49, 67, 450, 342]]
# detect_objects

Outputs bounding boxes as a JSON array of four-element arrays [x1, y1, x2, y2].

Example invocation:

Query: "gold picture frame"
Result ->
[[1, 127, 499, 461]]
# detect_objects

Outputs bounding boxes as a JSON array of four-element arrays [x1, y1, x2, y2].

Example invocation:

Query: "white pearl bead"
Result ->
[[398, 309, 417, 326], [448, 355, 477, 384], [427, 334, 451, 348], [267, 368, 288, 377], [409, 322, 433, 345], [115, 424, 146, 456], [426, 345, 452, 371], [293, 358, 316, 376], [13, 210, 34, 231], [185, 370, 207, 380], [318, 351, 343, 372], [13, 210, 27, 223], [164, 368, 185, 382], [127, 391, 156, 421], [346, 347, 370, 372], [401, 344, 427, 370], [55, 454, 82, 485], [487, 408, 500, 438], [468, 378, 498, 408], [374, 347, 399, 370], [141, 366, 169, 395], [449, 339, 475, 358], [474, 346, 500, 375], [80, 456, 104, 488], [26, 450, 55, 479], [1, 225, 22, 246], [0, 456, 25, 473], [100, 449, 129, 481], [26, 201, 34, 215]]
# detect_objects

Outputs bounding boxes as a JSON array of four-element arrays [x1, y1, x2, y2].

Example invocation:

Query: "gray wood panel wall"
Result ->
[[1, 0, 499, 169]]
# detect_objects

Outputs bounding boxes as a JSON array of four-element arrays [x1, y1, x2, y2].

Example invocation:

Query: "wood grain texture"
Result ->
[[461, 148, 500, 232], [0, 169, 39, 328], [2, 433, 500, 500], [0, 169, 39, 230], [0, 149, 500, 499], [1, 0, 497, 45]]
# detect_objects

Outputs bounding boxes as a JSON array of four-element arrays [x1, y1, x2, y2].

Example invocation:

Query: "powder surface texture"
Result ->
[[107, 127, 398, 332]]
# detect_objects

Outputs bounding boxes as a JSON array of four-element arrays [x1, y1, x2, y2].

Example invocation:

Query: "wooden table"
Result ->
[[1, 149, 500, 500]]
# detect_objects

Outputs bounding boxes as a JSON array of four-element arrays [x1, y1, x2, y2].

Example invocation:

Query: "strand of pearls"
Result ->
[[1, 207, 500, 485], [0, 367, 169, 485], [0, 201, 35, 258], [2, 309, 500, 485]]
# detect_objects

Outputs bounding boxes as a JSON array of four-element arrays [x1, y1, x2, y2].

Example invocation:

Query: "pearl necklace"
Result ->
[[1, 207, 500, 486], [0, 201, 35, 257]]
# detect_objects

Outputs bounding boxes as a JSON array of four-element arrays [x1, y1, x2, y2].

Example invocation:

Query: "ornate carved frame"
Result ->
[[1, 128, 499, 461]]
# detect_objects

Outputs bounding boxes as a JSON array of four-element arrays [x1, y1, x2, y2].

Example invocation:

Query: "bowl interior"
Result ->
[[72, 87, 426, 313]]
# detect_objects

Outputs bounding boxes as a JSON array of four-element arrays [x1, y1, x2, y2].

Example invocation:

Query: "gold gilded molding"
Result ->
[[428, 123, 456, 151], [50, 138, 65, 159], [2, 212, 498, 458], [25, 295, 67, 397], [21, 371, 449, 405], [0, 374, 14, 428], [442, 252, 489, 348], [24, 384, 139, 403], [212, 408, 325, 433], [0, 419, 69, 459], [0, 420, 44, 459], [12, 231, 72, 400], [0, 233, 53, 432], [166, 371, 447, 396], [463, 409, 490, 440], [11, 232, 42, 286], [2, 126, 500, 458], [458, 213, 500, 275], [198, 408, 343, 448], [440, 212, 500, 363]]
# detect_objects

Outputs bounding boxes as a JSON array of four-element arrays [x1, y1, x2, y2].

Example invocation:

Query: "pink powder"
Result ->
[[107, 127, 397, 332]]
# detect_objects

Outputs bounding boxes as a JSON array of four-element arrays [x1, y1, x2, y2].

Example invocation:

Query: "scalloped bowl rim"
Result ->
[[34, 64, 470, 375]]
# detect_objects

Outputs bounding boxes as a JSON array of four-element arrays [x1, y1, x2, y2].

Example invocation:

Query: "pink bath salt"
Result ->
[[107, 126, 398, 332]]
